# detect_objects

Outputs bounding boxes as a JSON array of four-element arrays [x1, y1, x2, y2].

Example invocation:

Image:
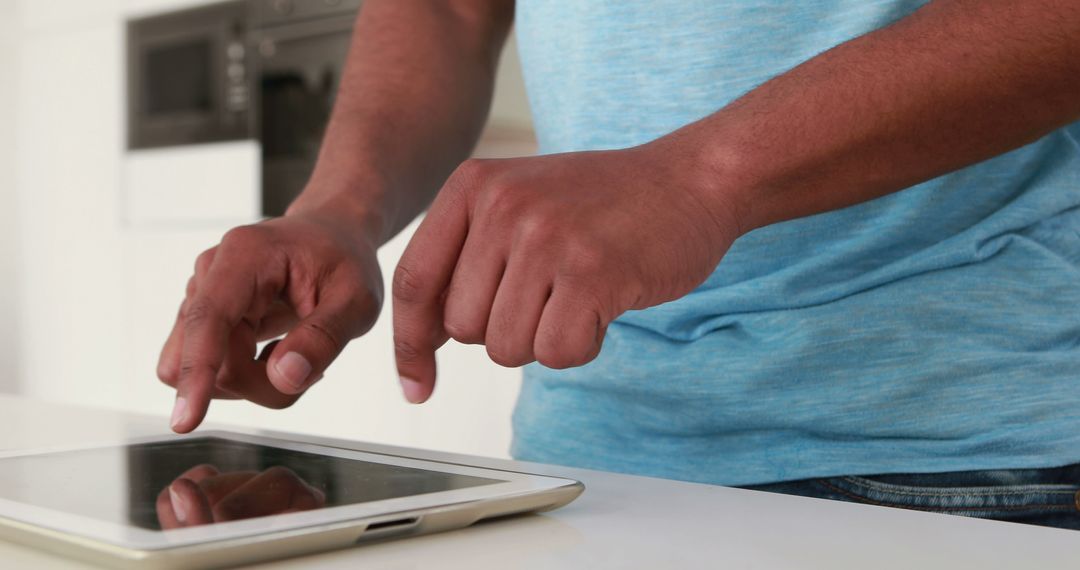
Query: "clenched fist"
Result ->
[[392, 139, 739, 403]]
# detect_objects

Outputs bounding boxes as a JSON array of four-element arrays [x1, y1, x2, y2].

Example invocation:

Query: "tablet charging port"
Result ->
[[364, 517, 420, 534]]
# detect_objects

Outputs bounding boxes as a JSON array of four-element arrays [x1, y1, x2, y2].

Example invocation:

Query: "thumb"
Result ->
[[266, 291, 375, 395]]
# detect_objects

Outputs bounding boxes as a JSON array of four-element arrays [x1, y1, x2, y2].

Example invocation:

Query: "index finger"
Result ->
[[392, 169, 472, 403], [172, 260, 258, 433]]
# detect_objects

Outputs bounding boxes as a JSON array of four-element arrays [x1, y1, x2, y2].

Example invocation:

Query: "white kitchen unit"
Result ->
[[0, 2, 20, 393], [122, 141, 261, 227], [10, 0, 536, 459]]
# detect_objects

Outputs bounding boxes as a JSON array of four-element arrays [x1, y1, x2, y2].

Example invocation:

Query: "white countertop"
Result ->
[[0, 394, 1075, 569]]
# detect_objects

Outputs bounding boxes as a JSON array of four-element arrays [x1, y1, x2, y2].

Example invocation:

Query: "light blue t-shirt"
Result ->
[[510, 1, 1080, 486]]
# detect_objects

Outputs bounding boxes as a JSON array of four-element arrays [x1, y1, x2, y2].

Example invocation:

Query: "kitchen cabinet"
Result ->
[[14, 22, 128, 405], [0, 4, 18, 392], [17, 1, 121, 33]]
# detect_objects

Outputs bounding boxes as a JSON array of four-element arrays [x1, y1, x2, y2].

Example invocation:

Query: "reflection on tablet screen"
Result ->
[[0, 438, 500, 531]]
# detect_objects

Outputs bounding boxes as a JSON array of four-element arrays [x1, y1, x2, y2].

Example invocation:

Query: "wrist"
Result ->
[[644, 127, 758, 246], [286, 168, 398, 248], [673, 116, 778, 237]]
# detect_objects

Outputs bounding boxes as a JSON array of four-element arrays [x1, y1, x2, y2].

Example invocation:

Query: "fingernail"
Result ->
[[275, 352, 312, 392], [169, 485, 188, 523], [399, 376, 426, 404], [170, 396, 188, 430]]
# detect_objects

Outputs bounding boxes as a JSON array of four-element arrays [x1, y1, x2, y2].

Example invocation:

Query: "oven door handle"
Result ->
[[255, 16, 358, 58]]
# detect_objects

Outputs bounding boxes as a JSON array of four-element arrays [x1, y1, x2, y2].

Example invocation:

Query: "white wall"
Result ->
[[0, 1, 20, 393], [12, 0, 534, 459], [490, 33, 534, 130]]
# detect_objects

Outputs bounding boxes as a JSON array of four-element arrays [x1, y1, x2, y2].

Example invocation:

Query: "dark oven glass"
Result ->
[[143, 40, 213, 115], [258, 19, 354, 217]]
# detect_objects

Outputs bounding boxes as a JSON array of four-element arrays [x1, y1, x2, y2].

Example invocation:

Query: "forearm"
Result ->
[[681, 0, 1080, 234], [288, 0, 513, 245]]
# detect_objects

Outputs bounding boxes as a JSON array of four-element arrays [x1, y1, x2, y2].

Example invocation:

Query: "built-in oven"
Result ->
[[253, 0, 361, 216], [127, 1, 255, 150], [127, 0, 361, 217]]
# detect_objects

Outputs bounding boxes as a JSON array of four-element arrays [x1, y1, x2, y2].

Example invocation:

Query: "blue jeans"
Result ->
[[744, 463, 1080, 531]]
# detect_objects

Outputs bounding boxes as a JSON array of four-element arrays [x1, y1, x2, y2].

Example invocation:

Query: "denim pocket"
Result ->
[[818, 471, 1080, 529]]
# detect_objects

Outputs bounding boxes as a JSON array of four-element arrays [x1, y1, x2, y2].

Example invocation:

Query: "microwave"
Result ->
[[127, 1, 254, 149], [127, 0, 362, 216]]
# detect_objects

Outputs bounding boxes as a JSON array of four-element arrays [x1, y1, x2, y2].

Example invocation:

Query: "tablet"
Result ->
[[0, 431, 584, 569]]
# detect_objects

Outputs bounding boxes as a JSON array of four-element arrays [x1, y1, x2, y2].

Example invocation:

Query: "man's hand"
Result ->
[[392, 140, 741, 403], [157, 211, 382, 433]]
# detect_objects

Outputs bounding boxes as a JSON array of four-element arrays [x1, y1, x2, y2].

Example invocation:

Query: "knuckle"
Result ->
[[483, 311, 530, 366], [516, 211, 557, 245], [214, 372, 238, 392], [534, 342, 582, 370], [454, 158, 490, 184], [194, 248, 216, 276], [562, 237, 609, 277], [177, 358, 209, 380], [182, 298, 216, 328], [393, 337, 422, 363], [475, 181, 519, 221], [157, 363, 178, 386], [302, 318, 345, 355], [532, 324, 561, 367], [443, 315, 484, 345], [214, 362, 241, 389], [534, 312, 601, 370], [391, 262, 426, 304], [485, 342, 530, 368], [221, 224, 265, 251]]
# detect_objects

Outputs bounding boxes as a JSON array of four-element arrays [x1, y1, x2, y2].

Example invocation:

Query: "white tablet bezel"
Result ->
[[0, 430, 578, 551]]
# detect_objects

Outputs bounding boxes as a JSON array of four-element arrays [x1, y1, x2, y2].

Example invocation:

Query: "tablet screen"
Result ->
[[0, 437, 501, 531]]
